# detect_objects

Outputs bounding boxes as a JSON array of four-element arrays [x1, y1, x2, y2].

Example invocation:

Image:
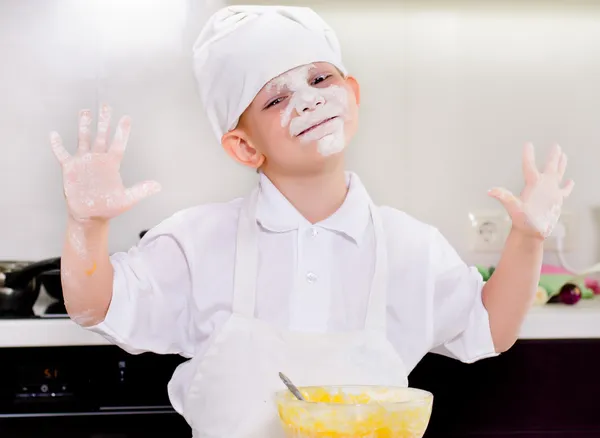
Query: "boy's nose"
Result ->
[[302, 100, 323, 112], [294, 91, 325, 113]]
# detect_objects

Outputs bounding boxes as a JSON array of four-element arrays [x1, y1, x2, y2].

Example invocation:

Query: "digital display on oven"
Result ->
[[15, 363, 75, 400], [0, 345, 187, 416]]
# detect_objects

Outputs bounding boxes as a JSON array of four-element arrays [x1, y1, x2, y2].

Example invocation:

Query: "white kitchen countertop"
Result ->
[[518, 297, 600, 340], [0, 298, 599, 348], [0, 291, 111, 348], [0, 318, 111, 347]]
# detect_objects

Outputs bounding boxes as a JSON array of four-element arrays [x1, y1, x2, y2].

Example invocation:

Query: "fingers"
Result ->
[[561, 179, 575, 197], [124, 181, 162, 207], [557, 151, 568, 181], [522, 142, 539, 185], [77, 109, 92, 153], [109, 115, 132, 161], [49, 131, 71, 165], [543, 143, 561, 174], [488, 187, 523, 218], [92, 104, 112, 153]]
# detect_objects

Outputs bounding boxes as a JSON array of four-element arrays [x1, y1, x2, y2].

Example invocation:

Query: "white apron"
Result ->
[[175, 187, 409, 437]]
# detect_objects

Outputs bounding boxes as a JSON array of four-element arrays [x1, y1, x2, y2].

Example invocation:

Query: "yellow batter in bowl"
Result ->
[[275, 385, 433, 438]]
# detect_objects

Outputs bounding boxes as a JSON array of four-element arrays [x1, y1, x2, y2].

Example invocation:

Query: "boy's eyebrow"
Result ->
[[260, 64, 332, 101], [264, 81, 282, 93], [266, 77, 290, 94], [260, 84, 284, 104]]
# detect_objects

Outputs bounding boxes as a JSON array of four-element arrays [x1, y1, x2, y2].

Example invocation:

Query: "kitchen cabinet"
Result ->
[[2, 303, 598, 437], [409, 339, 600, 438]]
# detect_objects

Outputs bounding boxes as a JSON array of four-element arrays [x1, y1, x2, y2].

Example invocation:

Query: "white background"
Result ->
[[1, 0, 599, 272]]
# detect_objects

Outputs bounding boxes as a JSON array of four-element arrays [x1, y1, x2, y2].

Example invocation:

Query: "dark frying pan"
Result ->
[[38, 269, 63, 301], [0, 261, 38, 317], [0, 258, 61, 317]]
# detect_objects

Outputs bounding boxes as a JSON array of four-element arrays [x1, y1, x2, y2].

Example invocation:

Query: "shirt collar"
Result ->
[[255, 171, 372, 246]]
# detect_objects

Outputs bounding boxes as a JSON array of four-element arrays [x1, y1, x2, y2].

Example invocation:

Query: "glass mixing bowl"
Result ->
[[275, 385, 433, 438]]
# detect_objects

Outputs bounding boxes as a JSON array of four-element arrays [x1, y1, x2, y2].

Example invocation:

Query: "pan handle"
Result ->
[[1, 257, 61, 289]]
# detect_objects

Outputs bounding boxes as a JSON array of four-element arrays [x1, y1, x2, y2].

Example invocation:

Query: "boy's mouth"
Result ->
[[296, 116, 339, 137]]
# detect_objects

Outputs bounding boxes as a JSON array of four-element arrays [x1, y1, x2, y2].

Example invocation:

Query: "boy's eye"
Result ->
[[265, 96, 286, 109], [311, 74, 331, 86]]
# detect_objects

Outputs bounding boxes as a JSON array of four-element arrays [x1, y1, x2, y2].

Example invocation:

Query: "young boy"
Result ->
[[50, 5, 573, 437]]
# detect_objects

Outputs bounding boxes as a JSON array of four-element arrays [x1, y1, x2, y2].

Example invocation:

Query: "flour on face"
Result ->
[[269, 64, 349, 156]]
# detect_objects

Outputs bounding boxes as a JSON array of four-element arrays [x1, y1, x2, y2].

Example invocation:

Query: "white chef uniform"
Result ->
[[87, 172, 497, 436], [86, 5, 498, 437]]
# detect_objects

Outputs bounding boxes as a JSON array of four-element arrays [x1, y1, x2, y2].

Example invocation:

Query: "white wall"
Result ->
[[1, 0, 599, 271]]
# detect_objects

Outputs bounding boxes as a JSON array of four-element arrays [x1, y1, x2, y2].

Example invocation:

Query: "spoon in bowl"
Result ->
[[279, 372, 305, 401]]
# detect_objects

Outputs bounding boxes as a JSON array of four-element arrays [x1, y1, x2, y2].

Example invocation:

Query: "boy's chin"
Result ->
[[304, 145, 347, 167], [297, 137, 348, 158]]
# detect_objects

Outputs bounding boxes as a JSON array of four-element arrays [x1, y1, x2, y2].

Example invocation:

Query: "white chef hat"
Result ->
[[192, 5, 347, 143]]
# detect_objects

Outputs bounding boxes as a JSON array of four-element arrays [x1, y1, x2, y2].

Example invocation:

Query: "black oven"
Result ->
[[0, 345, 191, 437]]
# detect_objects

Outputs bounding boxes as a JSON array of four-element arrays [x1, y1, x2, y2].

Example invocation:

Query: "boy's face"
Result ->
[[222, 62, 360, 175]]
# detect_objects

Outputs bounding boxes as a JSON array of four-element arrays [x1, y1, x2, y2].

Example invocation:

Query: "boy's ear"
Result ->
[[222, 129, 265, 169], [345, 75, 361, 105]]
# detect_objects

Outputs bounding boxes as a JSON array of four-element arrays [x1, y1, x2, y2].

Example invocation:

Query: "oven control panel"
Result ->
[[0, 345, 187, 416]]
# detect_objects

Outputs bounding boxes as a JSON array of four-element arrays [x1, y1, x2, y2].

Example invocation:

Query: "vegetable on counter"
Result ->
[[476, 264, 595, 306], [547, 283, 582, 305]]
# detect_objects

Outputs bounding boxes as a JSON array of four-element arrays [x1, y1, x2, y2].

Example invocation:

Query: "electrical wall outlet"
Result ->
[[544, 211, 576, 252], [468, 211, 510, 252], [468, 210, 576, 253]]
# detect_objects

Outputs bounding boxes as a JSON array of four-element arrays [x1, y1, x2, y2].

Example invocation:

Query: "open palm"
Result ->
[[51, 105, 161, 222], [489, 143, 574, 238]]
